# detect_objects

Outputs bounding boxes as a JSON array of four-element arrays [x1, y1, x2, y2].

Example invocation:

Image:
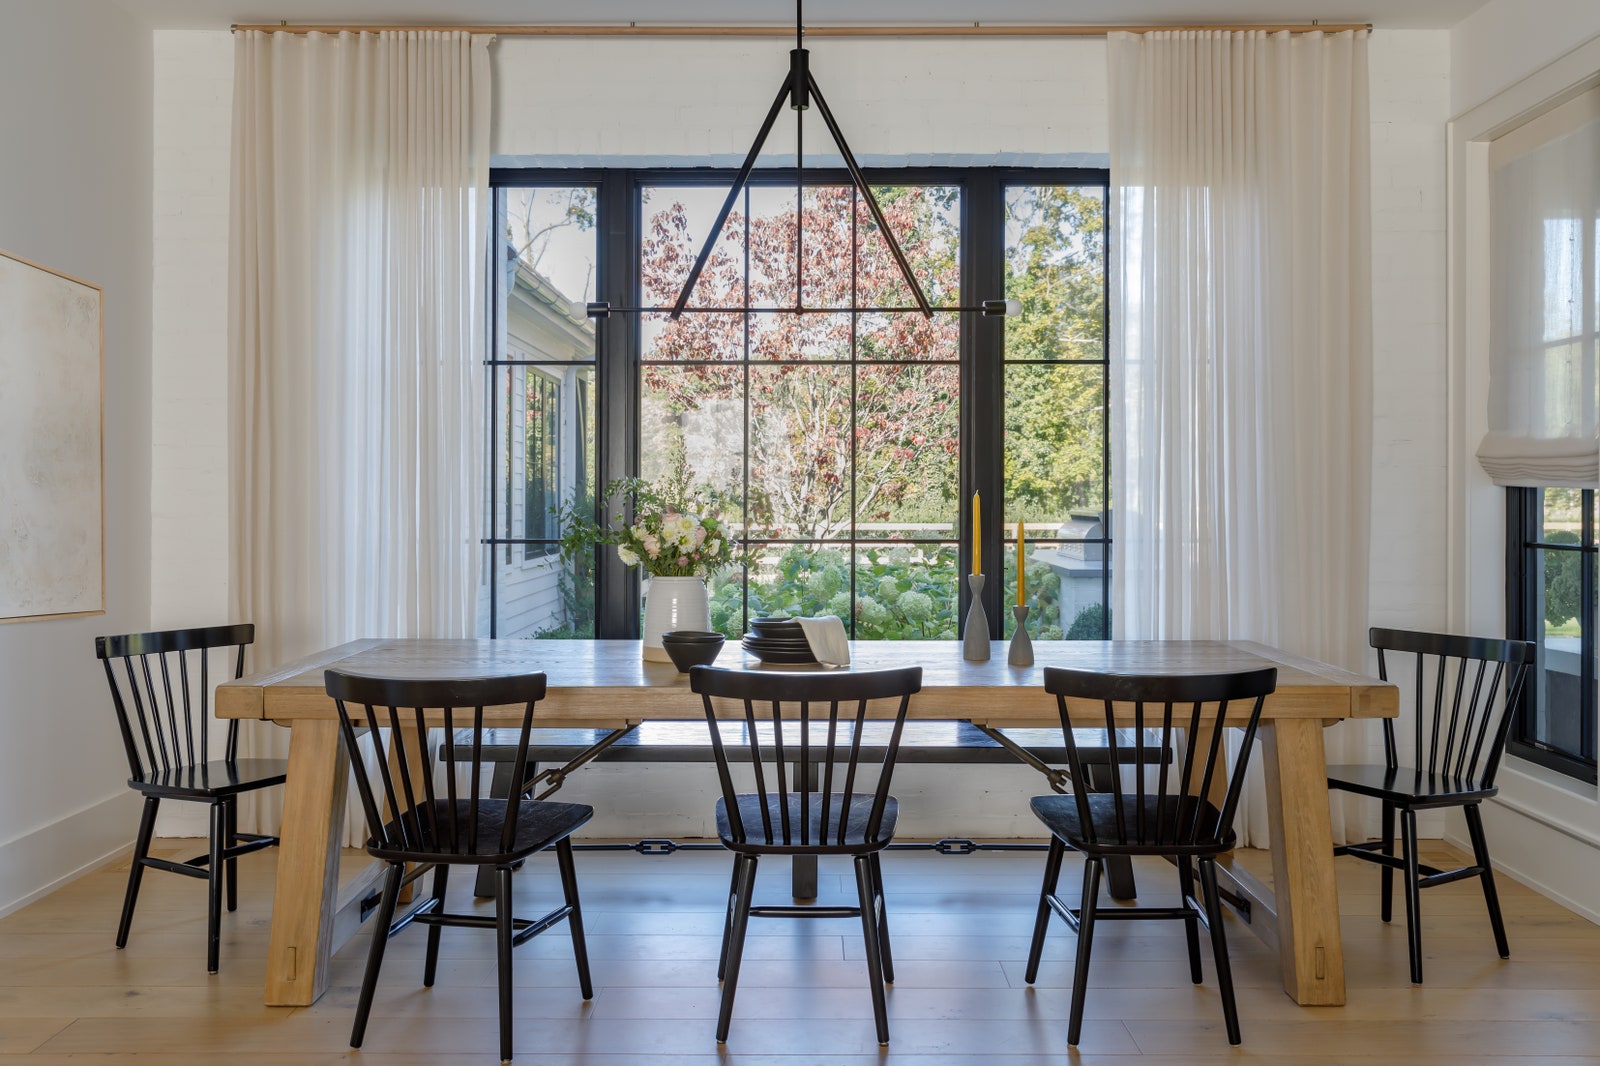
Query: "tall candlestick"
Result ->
[[972, 491, 981, 575], [1016, 520, 1025, 605]]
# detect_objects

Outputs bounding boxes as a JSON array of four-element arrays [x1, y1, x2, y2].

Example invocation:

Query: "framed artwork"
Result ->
[[0, 249, 104, 623]]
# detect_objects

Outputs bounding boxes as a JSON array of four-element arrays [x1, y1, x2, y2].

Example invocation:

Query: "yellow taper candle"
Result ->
[[1016, 521, 1025, 605], [972, 492, 981, 575]]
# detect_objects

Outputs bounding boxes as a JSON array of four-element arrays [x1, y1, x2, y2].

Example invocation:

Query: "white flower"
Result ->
[[630, 522, 647, 540], [706, 539, 721, 557], [617, 546, 640, 567]]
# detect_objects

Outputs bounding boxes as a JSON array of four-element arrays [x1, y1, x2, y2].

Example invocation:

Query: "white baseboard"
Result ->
[[0, 791, 142, 920], [1442, 822, 1600, 927]]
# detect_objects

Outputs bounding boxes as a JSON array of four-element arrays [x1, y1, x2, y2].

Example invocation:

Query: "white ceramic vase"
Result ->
[[641, 576, 711, 662]]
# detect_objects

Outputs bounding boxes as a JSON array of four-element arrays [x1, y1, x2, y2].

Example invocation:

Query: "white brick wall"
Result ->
[[1367, 31, 1452, 634], [151, 30, 234, 630]]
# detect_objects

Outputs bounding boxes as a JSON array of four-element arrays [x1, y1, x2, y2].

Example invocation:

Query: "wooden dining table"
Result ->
[[216, 637, 1396, 1010]]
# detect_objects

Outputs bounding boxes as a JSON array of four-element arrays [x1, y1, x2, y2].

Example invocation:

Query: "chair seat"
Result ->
[[129, 758, 288, 799], [716, 792, 898, 853], [368, 797, 594, 866], [1326, 763, 1497, 807], [1029, 793, 1235, 856]]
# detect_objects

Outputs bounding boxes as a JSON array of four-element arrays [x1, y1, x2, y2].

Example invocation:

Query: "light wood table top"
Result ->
[[217, 637, 1396, 726]]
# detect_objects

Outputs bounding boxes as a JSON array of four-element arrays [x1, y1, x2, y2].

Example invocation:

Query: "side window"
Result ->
[[1507, 486, 1599, 783]]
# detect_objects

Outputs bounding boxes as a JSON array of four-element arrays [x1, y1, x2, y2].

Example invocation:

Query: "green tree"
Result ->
[[1001, 187, 1106, 519], [1544, 530, 1583, 628]]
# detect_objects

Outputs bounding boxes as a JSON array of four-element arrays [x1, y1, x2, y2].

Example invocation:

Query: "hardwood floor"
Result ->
[[0, 840, 1596, 1063]]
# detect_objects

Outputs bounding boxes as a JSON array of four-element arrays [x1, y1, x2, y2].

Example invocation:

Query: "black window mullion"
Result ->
[[963, 172, 1004, 636], [595, 171, 640, 638]]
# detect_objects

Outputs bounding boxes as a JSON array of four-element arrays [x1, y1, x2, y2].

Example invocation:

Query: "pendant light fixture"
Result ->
[[586, 0, 1020, 321]]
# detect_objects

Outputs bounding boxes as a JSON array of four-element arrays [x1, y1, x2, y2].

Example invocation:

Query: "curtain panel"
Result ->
[[228, 30, 492, 837], [1108, 30, 1375, 845]]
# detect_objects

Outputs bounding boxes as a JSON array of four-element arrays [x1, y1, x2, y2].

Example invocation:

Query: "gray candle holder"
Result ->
[[962, 573, 990, 661], [1008, 604, 1034, 667]]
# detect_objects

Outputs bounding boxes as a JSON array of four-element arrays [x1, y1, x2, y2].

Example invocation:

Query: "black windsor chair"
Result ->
[[96, 624, 284, 974], [688, 664, 923, 1047], [325, 669, 594, 1063], [1025, 666, 1278, 1047], [1327, 627, 1535, 984]]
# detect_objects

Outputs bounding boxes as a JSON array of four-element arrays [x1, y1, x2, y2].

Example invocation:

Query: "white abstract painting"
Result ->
[[0, 250, 103, 622]]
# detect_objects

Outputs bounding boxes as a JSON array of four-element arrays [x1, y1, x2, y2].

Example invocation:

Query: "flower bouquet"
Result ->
[[556, 460, 736, 660]]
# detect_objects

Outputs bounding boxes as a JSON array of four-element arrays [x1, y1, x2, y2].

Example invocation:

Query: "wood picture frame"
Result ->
[[0, 248, 105, 623]]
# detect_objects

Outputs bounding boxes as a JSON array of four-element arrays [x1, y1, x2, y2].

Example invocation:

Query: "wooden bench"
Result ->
[[462, 720, 1162, 900]]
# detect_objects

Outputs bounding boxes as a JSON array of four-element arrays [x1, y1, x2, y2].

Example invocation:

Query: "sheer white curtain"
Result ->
[[228, 30, 491, 838], [1477, 87, 1600, 487], [1108, 30, 1375, 845]]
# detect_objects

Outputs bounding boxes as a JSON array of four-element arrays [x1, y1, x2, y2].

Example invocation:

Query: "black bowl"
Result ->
[[661, 631, 726, 671]]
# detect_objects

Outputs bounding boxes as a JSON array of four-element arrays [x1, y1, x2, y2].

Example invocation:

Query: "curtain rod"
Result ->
[[230, 22, 1373, 37]]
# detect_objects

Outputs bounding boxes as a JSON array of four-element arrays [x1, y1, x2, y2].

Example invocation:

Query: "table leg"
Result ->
[[792, 759, 819, 899], [1261, 718, 1346, 1006], [1083, 764, 1137, 900], [264, 719, 350, 1007]]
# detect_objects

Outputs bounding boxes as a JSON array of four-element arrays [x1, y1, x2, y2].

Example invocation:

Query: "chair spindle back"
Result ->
[[1041, 667, 1277, 851], [324, 671, 547, 860], [1370, 627, 1535, 789], [96, 624, 254, 780], [689, 666, 922, 848]]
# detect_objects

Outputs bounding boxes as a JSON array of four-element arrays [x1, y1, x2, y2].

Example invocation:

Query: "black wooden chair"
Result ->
[[1327, 627, 1535, 984], [325, 669, 593, 1063], [688, 664, 923, 1046], [96, 624, 284, 974], [1024, 666, 1278, 1047]]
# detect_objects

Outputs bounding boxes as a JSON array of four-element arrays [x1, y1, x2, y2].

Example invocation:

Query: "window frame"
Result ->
[[1506, 485, 1600, 783], [484, 166, 1112, 641]]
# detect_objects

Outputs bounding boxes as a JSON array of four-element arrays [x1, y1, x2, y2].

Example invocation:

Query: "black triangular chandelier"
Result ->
[[586, 0, 1017, 321]]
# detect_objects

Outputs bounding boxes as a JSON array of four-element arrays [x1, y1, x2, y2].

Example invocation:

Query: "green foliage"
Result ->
[[1064, 602, 1110, 641], [1002, 187, 1107, 519], [1544, 530, 1583, 628], [553, 439, 738, 579], [532, 552, 597, 639]]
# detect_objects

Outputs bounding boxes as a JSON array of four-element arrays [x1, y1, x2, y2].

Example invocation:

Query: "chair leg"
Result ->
[[423, 863, 450, 987], [869, 851, 894, 985], [1464, 803, 1510, 959], [224, 796, 239, 913], [854, 855, 891, 1046], [1025, 836, 1067, 984], [1177, 856, 1203, 984], [206, 801, 225, 974], [1401, 807, 1424, 984], [352, 863, 404, 1049], [556, 837, 594, 999], [1379, 800, 1395, 923], [496, 865, 515, 1063], [1199, 859, 1241, 1046], [716, 857, 740, 981], [116, 796, 160, 949], [1066, 857, 1102, 1047], [716, 854, 758, 1044]]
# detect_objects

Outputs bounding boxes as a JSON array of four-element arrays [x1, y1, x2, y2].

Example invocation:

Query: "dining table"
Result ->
[[215, 637, 1396, 1009]]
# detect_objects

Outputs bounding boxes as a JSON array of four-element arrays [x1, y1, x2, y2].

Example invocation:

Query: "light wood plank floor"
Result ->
[[0, 840, 1596, 1064]]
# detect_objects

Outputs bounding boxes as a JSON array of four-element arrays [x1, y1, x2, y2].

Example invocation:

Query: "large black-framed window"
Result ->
[[1506, 486, 1600, 783], [482, 167, 1111, 643]]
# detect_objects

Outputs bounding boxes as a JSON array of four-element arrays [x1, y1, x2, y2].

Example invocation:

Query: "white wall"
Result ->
[[0, 0, 154, 914], [1444, 13, 1600, 922], [1452, 0, 1600, 115]]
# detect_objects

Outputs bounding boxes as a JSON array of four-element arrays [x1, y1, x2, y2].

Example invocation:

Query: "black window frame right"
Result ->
[[1506, 485, 1600, 783]]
